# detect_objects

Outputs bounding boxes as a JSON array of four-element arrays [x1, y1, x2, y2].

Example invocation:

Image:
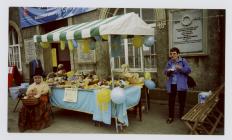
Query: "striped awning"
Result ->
[[33, 12, 154, 43]]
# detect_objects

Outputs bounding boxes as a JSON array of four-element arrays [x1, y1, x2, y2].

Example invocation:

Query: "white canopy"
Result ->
[[33, 12, 154, 42]]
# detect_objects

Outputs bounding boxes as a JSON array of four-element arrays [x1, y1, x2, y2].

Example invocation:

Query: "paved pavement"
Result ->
[[7, 96, 224, 134]]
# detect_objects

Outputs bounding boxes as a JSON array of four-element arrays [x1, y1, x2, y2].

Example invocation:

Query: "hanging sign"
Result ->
[[77, 47, 96, 64], [63, 88, 78, 103], [19, 7, 96, 28]]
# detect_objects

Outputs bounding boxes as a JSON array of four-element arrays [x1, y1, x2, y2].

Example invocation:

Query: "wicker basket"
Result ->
[[21, 98, 40, 106], [89, 80, 99, 85], [127, 78, 139, 84]]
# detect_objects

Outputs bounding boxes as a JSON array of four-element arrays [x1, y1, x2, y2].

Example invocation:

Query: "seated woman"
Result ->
[[18, 67, 53, 132]]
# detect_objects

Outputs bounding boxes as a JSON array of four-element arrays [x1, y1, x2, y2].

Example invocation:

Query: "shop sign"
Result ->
[[63, 88, 78, 103], [77, 47, 96, 64]]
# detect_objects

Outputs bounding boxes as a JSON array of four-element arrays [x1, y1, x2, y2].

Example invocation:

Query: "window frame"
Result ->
[[112, 8, 157, 73], [8, 26, 22, 71], [113, 37, 157, 73]]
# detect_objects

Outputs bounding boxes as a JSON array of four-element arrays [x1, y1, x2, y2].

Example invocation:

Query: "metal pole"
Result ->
[[141, 44, 149, 112], [108, 35, 114, 88], [107, 35, 118, 133]]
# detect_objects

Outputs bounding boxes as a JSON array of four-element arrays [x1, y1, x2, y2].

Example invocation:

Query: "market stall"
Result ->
[[33, 12, 155, 132]]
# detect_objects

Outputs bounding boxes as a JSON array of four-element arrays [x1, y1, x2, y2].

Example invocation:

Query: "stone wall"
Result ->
[[9, 7, 20, 26], [153, 9, 225, 105], [156, 9, 225, 91]]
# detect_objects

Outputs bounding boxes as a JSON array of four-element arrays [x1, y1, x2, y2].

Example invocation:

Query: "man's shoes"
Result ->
[[166, 118, 174, 124]]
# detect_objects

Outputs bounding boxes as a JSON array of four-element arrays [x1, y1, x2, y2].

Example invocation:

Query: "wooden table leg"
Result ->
[[147, 89, 150, 110], [145, 87, 149, 112], [138, 97, 142, 121]]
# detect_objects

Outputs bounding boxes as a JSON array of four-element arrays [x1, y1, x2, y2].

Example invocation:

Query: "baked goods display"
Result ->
[[45, 69, 144, 89]]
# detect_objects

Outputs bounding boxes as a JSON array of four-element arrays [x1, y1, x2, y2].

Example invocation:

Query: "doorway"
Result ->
[[51, 43, 71, 72]]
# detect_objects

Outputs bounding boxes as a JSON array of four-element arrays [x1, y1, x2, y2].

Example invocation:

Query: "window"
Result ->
[[113, 38, 126, 70], [143, 45, 157, 72], [128, 39, 142, 71], [9, 26, 22, 71], [113, 8, 156, 72]]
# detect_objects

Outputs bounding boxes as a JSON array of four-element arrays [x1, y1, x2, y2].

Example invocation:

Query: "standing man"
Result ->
[[164, 47, 191, 124]]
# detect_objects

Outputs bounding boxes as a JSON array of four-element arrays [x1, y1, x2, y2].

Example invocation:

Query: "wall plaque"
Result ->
[[169, 10, 207, 55]]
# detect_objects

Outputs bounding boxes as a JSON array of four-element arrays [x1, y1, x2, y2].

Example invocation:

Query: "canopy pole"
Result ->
[[108, 35, 120, 133], [141, 45, 145, 73], [141, 43, 149, 112], [108, 35, 114, 88]]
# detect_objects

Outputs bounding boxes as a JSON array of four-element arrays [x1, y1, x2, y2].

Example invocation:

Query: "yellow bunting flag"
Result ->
[[82, 39, 90, 53], [51, 48, 57, 67], [68, 40, 74, 51], [101, 35, 108, 41], [60, 41, 66, 50], [40, 42, 50, 48]]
